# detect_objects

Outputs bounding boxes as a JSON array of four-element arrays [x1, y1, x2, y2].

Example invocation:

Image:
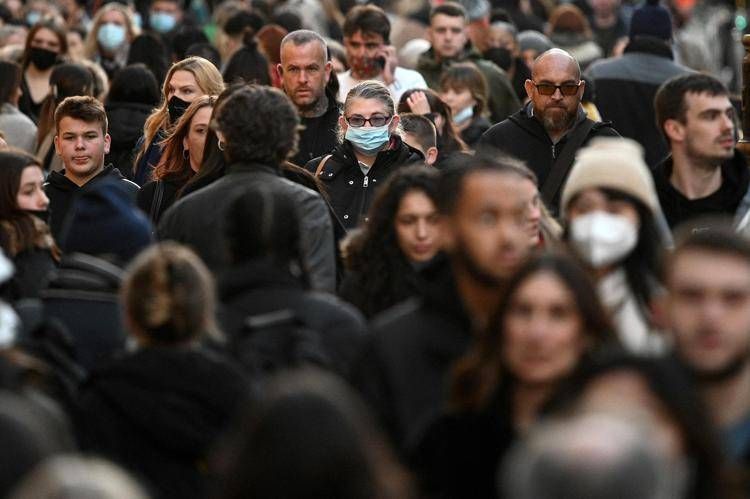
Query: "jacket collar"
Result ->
[[226, 162, 280, 176], [624, 36, 674, 60]]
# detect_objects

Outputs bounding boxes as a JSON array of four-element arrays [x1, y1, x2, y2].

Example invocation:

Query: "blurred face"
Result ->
[[54, 116, 110, 185], [577, 369, 685, 458], [503, 271, 587, 386], [183, 105, 212, 173], [16, 165, 49, 211], [524, 54, 584, 135], [151, 0, 181, 18], [30, 27, 62, 53], [520, 179, 541, 246], [429, 14, 467, 60], [440, 86, 476, 117], [278, 41, 332, 111], [566, 188, 640, 228], [394, 190, 441, 263], [445, 171, 531, 285], [66, 30, 84, 60], [588, 0, 621, 17], [667, 250, 750, 380], [486, 25, 517, 53], [344, 30, 385, 79], [100, 9, 127, 28], [167, 70, 202, 103], [666, 92, 735, 165]]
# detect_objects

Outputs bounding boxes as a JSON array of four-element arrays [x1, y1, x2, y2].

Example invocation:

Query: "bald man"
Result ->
[[479, 49, 619, 211]]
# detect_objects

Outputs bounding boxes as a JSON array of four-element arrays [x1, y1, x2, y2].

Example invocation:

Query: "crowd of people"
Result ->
[[0, 0, 748, 496]]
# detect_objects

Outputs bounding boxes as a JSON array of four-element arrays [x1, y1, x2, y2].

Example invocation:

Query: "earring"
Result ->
[[218, 140, 225, 151], [183, 149, 190, 159]]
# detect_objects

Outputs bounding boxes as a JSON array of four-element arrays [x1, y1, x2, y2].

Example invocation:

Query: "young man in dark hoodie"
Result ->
[[653, 73, 750, 231], [45, 95, 139, 240]]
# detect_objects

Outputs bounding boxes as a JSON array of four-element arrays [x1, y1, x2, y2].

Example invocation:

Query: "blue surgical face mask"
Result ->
[[345, 123, 391, 155], [26, 11, 41, 26], [150, 11, 176, 33], [453, 105, 474, 125], [97, 22, 127, 51]]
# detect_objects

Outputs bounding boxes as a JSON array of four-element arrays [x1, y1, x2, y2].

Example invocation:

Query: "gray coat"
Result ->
[[0, 103, 37, 154]]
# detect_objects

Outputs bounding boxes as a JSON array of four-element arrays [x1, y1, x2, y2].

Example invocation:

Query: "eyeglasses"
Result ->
[[346, 114, 392, 128], [532, 81, 582, 96]]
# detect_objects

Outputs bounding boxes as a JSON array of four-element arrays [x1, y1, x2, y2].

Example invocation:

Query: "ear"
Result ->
[[53, 135, 61, 156], [389, 114, 400, 133], [276, 63, 283, 79], [663, 118, 685, 143], [524, 79, 535, 101], [426, 146, 438, 166], [338, 114, 347, 134], [578, 79, 586, 98], [426, 26, 434, 45], [324, 60, 333, 82], [183, 135, 189, 151], [103, 133, 111, 155]]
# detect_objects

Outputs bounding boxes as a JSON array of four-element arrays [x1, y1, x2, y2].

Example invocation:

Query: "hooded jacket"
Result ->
[[305, 136, 423, 231], [416, 47, 521, 123], [478, 103, 619, 209], [76, 346, 250, 499], [290, 90, 342, 167], [44, 165, 139, 241]]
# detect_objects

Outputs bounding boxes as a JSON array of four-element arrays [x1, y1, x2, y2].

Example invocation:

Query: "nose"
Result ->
[[38, 190, 49, 210], [74, 136, 85, 149], [416, 219, 428, 239], [722, 112, 734, 133]]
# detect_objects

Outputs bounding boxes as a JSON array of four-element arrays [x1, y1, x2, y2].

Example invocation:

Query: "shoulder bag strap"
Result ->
[[149, 180, 166, 222], [540, 119, 597, 206], [315, 154, 332, 178]]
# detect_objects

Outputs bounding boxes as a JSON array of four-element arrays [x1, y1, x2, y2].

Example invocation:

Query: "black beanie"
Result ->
[[629, 0, 673, 41]]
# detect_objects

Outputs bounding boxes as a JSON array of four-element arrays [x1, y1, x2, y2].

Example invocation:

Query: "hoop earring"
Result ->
[[218, 140, 225, 151]]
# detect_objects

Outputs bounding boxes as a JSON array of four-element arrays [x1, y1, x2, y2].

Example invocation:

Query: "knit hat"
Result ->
[[629, 0, 673, 41], [59, 177, 153, 263], [518, 30, 554, 55], [560, 138, 660, 218]]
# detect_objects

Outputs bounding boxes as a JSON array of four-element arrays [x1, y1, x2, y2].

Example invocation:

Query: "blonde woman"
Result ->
[[83, 3, 139, 80], [132, 56, 224, 185], [137, 95, 216, 223]]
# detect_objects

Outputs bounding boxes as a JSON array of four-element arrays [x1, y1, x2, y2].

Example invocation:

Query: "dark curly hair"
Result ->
[[343, 165, 439, 318], [214, 84, 299, 165]]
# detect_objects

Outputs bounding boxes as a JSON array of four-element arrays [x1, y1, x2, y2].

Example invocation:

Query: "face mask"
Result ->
[[26, 209, 50, 225], [29, 47, 58, 70], [167, 95, 190, 124], [150, 12, 176, 33], [453, 105, 474, 125], [345, 124, 390, 155], [569, 211, 638, 268], [26, 11, 41, 26], [132, 12, 143, 29], [97, 22, 127, 51], [484, 47, 513, 71]]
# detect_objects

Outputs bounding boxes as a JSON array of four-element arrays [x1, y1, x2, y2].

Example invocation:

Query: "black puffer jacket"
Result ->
[[306, 136, 423, 231], [105, 102, 153, 181]]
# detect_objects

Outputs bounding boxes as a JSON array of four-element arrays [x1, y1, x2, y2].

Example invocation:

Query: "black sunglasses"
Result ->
[[532, 81, 582, 96]]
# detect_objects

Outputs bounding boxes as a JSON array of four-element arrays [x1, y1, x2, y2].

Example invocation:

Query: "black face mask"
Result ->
[[483, 47, 513, 72], [167, 95, 190, 124], [29, 47, 59, 70], [26, 209, 50, 225]]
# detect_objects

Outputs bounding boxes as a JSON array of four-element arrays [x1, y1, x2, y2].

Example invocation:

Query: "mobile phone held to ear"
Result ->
[[375, 56, 386, 70]]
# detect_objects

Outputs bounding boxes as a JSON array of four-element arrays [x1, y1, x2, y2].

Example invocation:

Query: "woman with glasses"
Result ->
[[306, 80, 422, 231]]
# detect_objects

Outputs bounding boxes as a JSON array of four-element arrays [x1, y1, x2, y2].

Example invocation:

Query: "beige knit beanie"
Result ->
[[560, 138, 660, 218]]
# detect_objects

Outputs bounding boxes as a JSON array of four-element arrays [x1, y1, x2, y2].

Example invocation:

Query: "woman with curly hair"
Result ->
[[339, 166, 441, 318], [137, 95, 216, 223], [0, 150, 57, 300]]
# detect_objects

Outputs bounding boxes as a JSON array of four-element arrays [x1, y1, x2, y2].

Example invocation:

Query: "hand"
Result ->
[[406, 91, 432, 115], [378, 45, 399, 86]]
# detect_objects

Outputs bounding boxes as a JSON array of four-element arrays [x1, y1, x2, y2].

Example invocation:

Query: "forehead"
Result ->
[[345, 30, 384, 44], [100, 9, 126, 23], [532, 54, 579, 82], [152, 0, 179, 10], [346, 96, 389, 115], [32, 27, 58, 43], [431, 13, 465, 28], [58, 116, 103, 134], [458, 171, 525, 209], [20, 165, 44, 182], [169, 70, 198, 87], [669, 249, 750, 288], [191, 106, 213, 124], [683, 91, 732, 115], [280, 41, 326, 64]]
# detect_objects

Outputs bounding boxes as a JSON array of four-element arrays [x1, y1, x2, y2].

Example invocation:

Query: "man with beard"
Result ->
[[351, 152, 536, 451], [666, 225, 750, 465], [278, 30, 340, 166], [337, 5, 427, 104], [479, 48, 618, 211], [653, 74, 750, 231]]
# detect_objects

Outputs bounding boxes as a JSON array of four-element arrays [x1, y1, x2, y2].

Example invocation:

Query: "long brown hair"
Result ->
[[152, 95, 216, 183], [134, 57, 224, 168], [21, 21, 68, 70]]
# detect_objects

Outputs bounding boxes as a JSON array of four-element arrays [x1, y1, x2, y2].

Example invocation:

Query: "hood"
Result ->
[[508, 102, 589, 142], [46, 164, 127, 193], [106, 102, 153, 147], [86, 347, 248, 456], [219, 259, 302, 301]]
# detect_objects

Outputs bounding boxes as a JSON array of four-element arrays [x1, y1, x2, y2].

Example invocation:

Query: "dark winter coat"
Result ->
[[137, 177, 185, 224], [1, 247, 55, 301], [417, 47, 522, 123], [305, 136, 423, 231], [105, 102, 153, 180], [76, 345, 251, 499], [44, 165, 139, 241], [40, 253, 126, 371], [132, 131, 166, 186], [157, 162, 336, 292], [219, 260, 367, 376], [478, 103, 619, 209], [290, 91, 342, 167], [586, 38, 693, 167], [653, 149, 750, 230], [350, 259, 474, 451]]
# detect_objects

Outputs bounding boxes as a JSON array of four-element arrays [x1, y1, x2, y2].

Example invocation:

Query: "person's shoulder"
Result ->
[[394, 66, 427, 84]]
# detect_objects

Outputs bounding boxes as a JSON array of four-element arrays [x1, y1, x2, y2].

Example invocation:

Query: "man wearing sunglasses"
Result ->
[[479, 48, 619, 211]]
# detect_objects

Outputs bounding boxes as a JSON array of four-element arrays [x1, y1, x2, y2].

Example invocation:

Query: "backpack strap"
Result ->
[[540, 119, 596, 207], [149, 180, 166, 222], [315, 154, 332, 178]]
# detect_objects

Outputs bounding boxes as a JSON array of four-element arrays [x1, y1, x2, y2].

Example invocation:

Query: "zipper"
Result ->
[[363, 175, 369, 187], [551, 144, 556, 159]]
